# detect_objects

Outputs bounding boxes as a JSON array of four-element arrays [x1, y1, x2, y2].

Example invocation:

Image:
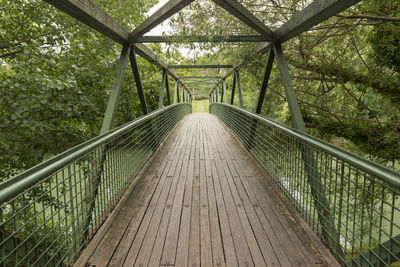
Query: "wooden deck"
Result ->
[[76, 114, 338, 267]]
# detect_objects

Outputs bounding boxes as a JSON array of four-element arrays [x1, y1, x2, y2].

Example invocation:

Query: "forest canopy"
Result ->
[[0, 0, 399, 181]]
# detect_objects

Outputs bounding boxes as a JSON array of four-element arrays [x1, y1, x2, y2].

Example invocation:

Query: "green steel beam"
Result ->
[[136, 35, 268, 43], [173, 81, 178, 104], [159, 69, 167, 108], [255, 47, 274, 114], [100, 45, 130, 134], [275, 0, 361, 43], [43, 0, 128, 44], [230, 73, 236, 105], [273, 42, 342, 255], [181, 83, 185, 103], [222, 79, 227, 104], [181, 76, 220, 79], [129, 47, 148, 115], [234, 70, 243, 107], [183, 81, 216, 84], [168, 65, 233, 69], [273, 43, 305, 131], [216, 84, 220, 103], [42, 0, 192, 96], [212, 0, 274, 39], [128, 0, 195, 42], [166, 74, 171, 105]]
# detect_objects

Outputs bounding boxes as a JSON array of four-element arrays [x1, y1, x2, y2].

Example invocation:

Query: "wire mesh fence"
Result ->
[[210, 103, 400, 266], [0, 103, 191, 266]]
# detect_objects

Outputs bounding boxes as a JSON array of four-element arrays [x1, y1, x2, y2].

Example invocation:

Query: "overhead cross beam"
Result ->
[[212, 0, 274, 40], [128, 0, 195, 42], [136, 35, 268, 43], [42, 0, 191, 94], [275, 0, 361, 43], [169, 65, 233, 69]]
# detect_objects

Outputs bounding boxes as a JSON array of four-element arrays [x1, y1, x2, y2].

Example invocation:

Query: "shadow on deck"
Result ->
[[75, 114, 338, 267]]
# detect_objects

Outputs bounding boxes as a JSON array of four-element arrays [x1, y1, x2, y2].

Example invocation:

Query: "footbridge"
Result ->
[[1, 0, 400, 266]]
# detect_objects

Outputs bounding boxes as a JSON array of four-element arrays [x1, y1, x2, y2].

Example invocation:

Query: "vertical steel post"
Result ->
[[129, 48, 148, 115], [235, 70, 243, 108], [220, 81, 224, 102], [166, 74, 171, 105], [231, 74, 236, 105], [273, 42, 341, 255], [255, 48, 275, 114], [84, 45, 130, 243], [100, 45, 131, 134], [222, 79, 227, 104], [216, 84, 220, 103], [273, 43, 305, 131], [181, 85, 185, 103], [173, 80, 178, 104], [177, 82, 180, 103], [159, 69, 167, 108]]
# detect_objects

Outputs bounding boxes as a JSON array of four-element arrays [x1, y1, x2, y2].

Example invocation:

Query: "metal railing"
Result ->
[[0, 103, 191, 266], [210, 103, 400, 266]]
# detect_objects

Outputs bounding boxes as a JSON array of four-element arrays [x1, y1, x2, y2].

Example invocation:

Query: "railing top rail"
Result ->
[[210, 103, 400, 188], [0, 103, 191, 203]]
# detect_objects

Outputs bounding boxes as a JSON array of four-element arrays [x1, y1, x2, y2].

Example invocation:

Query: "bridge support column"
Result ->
[[234, 70, 243, 107], [100, 45, 130, 133], [247, 48, 275, 151], [129, 48, 148, 115], [181, 84, 185, 103], [159, 69, 167, 108], [82, 45, 130, 248], [166, 74, 171, 106], [273, 42, 342, 256], [216, 84, 220, 103], [231, 74, 236, 105], [255, 47, 274, 114], [222, 79, 227, 104], [173, 80, 178, 104]]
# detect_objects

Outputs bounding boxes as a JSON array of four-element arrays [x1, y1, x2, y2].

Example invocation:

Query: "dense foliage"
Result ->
[[0, 0, 171, 179]]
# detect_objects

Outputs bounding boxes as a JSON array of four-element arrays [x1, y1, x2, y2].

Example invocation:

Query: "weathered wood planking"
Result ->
[[75, 114, 339, 267]]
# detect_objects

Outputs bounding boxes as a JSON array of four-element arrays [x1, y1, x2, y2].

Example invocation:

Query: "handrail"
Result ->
[[211, 103, 400, 188], [211, 103, 400, 265], [0, 103, 191, 266], [0, 104, 190, 203]]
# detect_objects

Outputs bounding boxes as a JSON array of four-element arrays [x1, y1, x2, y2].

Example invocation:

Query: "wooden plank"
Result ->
[[203, 124, 226, 267], [212, 123, 281, 266], [149, 117, 196, 266], [188, 118, 201, 267], [209, 122, 254, 266], [139, 120, 195, 266], [82, 116, 186, 266], [159, 118, 194, 266], [226, 131, 319, 266], [123, 120, 192, 266], [109, 120, 190, 266], [210, 121, 266, 266], [175, 121, 196, 266], [128, 0, 195, 42], [198, 121, 215, 267]]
